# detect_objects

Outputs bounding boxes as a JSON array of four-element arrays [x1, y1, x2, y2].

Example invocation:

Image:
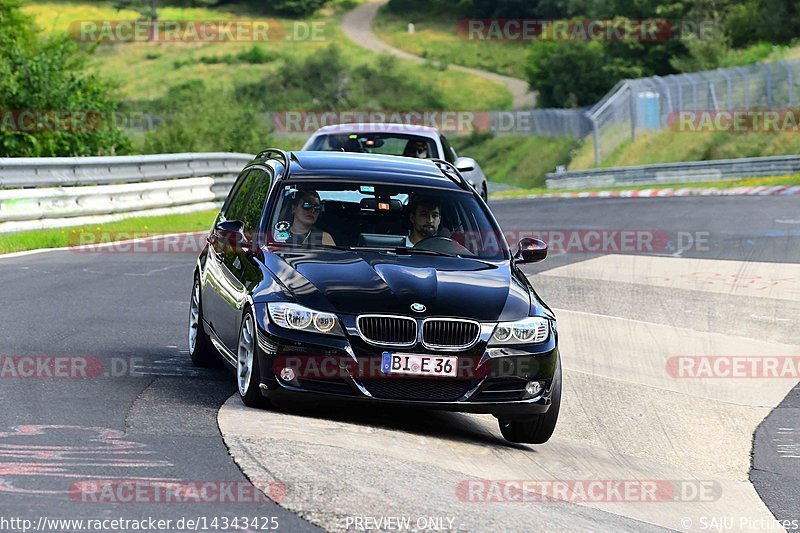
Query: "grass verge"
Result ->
[[570, 128, 800, 170], [24, 1, 511, 110], [373, 7, 528, 79], [452, 133, 580, 188], [0, 210, 218, 255]]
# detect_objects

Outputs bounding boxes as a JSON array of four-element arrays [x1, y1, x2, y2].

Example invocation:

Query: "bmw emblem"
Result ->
[[410, 303, 426, 313]]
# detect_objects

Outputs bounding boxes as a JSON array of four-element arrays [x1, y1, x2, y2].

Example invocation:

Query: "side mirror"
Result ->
[[213, 220, 251, 253], [514, 238, 547, 264], [455, 156, 474, 173]]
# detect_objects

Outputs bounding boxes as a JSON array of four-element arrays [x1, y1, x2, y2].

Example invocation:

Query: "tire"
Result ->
[[481, 184, 488, 202], [498, 359, 562, 444], [236, 310, 271, 408], [189, 275, 217, 367]]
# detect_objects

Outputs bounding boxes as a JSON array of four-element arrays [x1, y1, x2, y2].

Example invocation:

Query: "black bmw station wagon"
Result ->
[[189, 150, 561, 444]]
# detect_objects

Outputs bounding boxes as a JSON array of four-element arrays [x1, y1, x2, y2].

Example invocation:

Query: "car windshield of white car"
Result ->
[[308, 133, 439, 159]]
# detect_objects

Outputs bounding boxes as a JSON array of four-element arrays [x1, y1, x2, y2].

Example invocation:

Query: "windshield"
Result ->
[[307, 133, 439, 159], [266, 181, 506, 260]]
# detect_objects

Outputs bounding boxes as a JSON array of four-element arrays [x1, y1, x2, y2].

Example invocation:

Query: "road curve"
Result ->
[[219, 195, 800, 531], [341, 0, 537, 109], [0, 195, 797, 532]]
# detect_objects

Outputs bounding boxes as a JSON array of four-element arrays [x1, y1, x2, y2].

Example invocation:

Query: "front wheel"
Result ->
[[189, 276, 216, 367], [237, 310, 271, 408], [498, 359, 562, 444], [481, 184, 488, 202]]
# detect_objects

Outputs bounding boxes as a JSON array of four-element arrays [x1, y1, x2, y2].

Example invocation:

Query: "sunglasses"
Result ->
[[300, 201, 322, 212]]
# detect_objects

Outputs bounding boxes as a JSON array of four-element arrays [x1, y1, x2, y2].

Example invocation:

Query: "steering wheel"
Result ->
[[414, 236, 473, 256]]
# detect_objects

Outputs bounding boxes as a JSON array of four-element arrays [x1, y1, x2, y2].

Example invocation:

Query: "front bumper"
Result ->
[[253, 306, 559, 418]]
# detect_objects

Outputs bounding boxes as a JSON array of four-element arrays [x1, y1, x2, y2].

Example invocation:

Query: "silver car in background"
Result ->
[[301, 123, 489, 201]]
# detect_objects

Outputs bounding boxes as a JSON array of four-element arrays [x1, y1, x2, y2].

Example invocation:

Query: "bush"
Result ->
[[452, 132, 579, 188], [143, 80, 270, 154], [669, 26, 731, 73], [236, 45, 445, 111], [269, 0, 327, 17], [0, 0, 130, 156], [526, 41, 641, 108], [235, 45, 278, 64]]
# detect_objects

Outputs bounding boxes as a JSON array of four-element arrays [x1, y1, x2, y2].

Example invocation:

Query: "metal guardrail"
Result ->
[[586, 58, 800, 166], [545, 155, 800, 190], [0, 153, 253, 233]]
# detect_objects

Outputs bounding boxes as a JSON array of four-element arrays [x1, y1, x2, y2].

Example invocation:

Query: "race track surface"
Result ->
[[0, 196, 797, 532]]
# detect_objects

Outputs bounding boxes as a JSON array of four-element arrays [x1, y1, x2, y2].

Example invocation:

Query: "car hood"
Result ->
[[260, 249, 531, 321]]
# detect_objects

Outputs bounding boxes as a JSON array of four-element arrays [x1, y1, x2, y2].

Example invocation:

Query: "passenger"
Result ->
[[405, 196, 441, 247], [403, 140, 430, 159], [287, 191, 335, 246]]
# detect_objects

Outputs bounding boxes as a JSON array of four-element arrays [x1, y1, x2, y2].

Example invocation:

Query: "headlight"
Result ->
[[268, 302, 343, 336], [488, 317, 550, 345]]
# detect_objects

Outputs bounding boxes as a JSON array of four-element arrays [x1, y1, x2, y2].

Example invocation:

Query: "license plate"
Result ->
[[381, 352, 458, 377]]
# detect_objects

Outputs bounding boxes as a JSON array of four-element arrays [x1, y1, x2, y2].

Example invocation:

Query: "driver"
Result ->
[[404, 195, 441, 247]]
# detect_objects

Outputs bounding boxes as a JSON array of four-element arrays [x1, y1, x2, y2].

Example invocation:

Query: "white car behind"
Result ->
[[301, 123, 489, 201]]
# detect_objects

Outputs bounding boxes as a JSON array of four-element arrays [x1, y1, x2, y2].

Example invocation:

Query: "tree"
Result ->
[[526, 40, 641, 108], [0, 0, 130, 156]]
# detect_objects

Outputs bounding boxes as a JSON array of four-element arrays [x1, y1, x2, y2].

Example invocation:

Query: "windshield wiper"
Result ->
[[392, 247, 457, 257], [273, 243, 458, 257], [339, 245, 456, 257]]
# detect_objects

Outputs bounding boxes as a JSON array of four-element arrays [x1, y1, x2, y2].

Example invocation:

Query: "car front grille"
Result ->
[[356, 315, 417, 346], [356, 315, 482, 349], [422, 319, 481, 349], [360, 378, 473, 401]]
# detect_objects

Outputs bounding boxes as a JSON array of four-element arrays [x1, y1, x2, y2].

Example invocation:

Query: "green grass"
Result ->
[[0, 209, 218, 254], [569, 127, 800, 170], [452, 133, 579, 188], [24, 1, 511, 110], [491, 174, 800, 199], [373, 7, 528, 80]]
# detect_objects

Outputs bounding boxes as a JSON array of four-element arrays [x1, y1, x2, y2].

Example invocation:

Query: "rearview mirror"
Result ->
[[514, 238, 547, 264], [455, 157, 474, 172], [213, 220, 251, 253]]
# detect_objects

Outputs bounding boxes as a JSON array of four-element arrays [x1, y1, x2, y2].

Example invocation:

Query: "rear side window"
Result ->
[[222, 169, 253, 221], [440, 135, 456, 164], [226, 170, 260, 222], [241, 169, 272, 231]]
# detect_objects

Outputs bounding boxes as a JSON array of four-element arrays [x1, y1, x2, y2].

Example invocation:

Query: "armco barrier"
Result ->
[[0, 153, 253, 233], [545, 155, 800, 190]]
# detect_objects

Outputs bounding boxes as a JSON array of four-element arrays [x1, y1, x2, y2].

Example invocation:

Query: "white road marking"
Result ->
[[216, 253, 796, 531], [540, 254, 800, 302], [554, 308, 799, 408]]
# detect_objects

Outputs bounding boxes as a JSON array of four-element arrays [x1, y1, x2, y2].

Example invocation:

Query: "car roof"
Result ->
[[252, 151, 465, 190], [310, 123, 440, 137]]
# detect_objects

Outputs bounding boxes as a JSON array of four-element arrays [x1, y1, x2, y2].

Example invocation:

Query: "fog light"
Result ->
[[279, 367, 296, 382], [525, 381, 543, 396]]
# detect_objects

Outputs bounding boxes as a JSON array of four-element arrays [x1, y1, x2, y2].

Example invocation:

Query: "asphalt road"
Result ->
[[0, 195, 797, 532]]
